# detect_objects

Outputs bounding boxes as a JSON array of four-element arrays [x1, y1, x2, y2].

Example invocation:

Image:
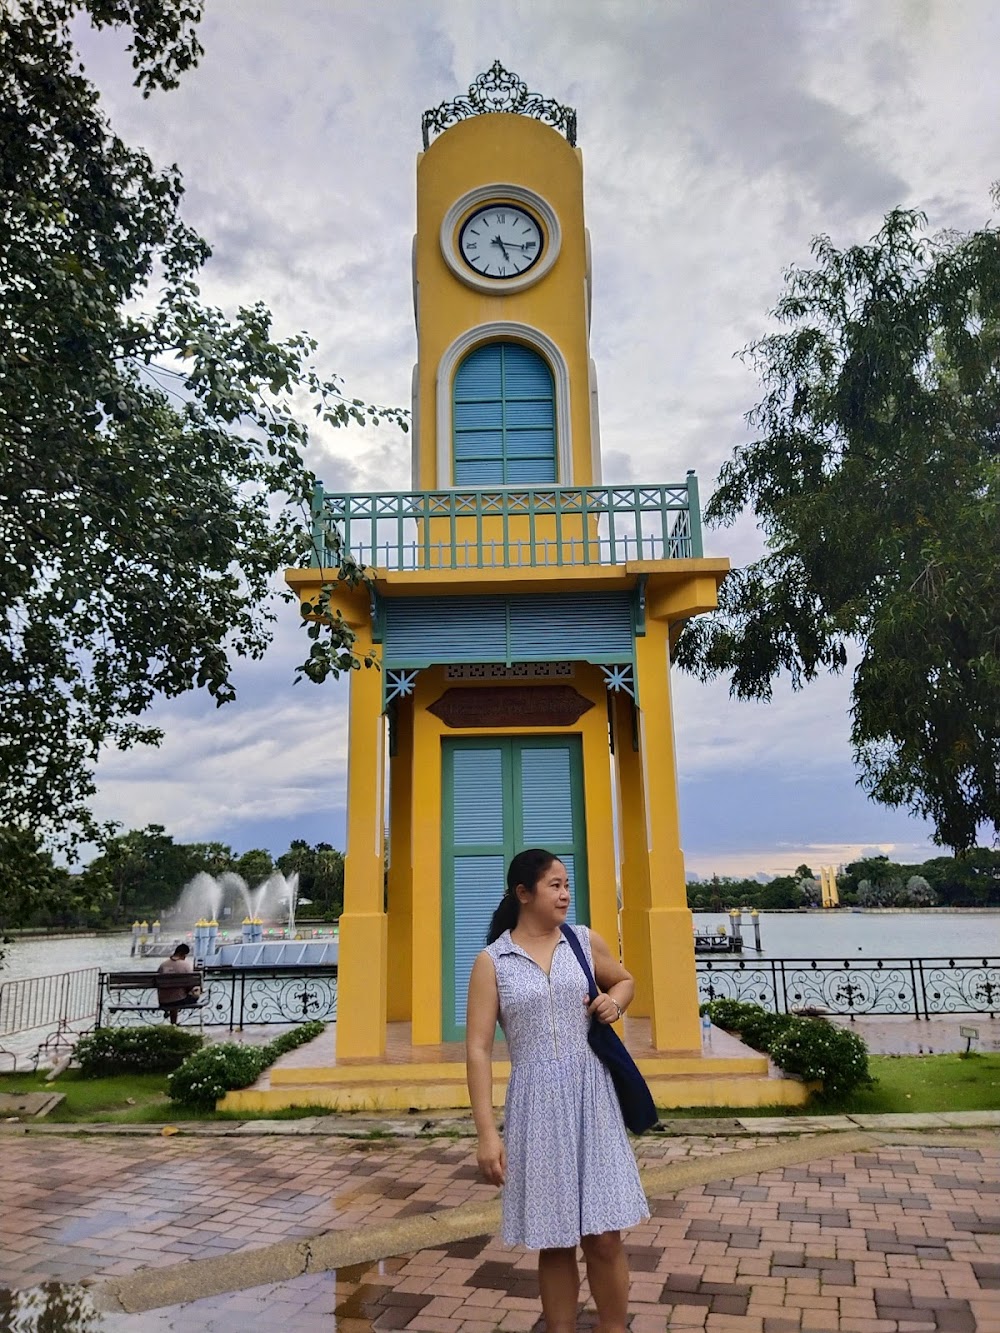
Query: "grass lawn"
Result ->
[[662, 1052, 1000, 1119], [0, 1069, 319, 1123], [1, 1053, 998, 1125], [818, 1052, 1000, 1116]]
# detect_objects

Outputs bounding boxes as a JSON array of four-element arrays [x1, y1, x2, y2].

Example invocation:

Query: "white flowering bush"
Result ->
[[768, 1018, 872, 1098], [76, 1026, 202, 1076], [702, 1001, 872, 1099], [167, 1021, 326, 1109]]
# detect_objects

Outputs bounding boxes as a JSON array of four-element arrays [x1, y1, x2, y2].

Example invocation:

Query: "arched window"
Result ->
[[452, 343, 557, 485]]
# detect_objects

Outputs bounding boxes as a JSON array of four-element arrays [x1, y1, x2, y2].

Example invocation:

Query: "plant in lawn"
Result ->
[[75, 1025, 202, 1077], [768, 1019, 873, 1098], [167, 1020, 327, 1109], [701, 999, 872, 1098], [167, 1043, 269, 1110], [699, 999, 772, 1034]]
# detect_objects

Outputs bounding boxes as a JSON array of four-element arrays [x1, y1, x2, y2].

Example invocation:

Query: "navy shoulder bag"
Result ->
[[560, 924, 659, 1135]]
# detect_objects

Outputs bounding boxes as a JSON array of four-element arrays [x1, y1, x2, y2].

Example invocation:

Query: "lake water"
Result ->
[[696, 909, 1000, 962], [1, 910, 998, 985]]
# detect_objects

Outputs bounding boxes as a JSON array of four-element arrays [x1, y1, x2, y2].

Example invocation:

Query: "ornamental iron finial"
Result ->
[[421, 61, 577, 150]]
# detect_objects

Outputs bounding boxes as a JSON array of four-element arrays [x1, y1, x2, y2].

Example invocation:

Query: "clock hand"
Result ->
[[491, 234, 511, 262]]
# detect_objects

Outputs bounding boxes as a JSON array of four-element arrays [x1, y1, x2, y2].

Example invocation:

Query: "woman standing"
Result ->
[[466, 848, 649, 1333]]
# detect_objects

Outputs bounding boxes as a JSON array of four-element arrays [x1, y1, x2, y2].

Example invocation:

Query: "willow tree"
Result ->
[[677, 205, 1000, 853], [1, 1, 403, 848]]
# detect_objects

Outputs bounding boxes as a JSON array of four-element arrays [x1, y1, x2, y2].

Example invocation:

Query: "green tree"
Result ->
[[236, 848, 274, 888], [185, 841, 235, 878], [677, 204, 1000, 853], [311, 845, 345, 917], [919, 848, 1000, 906], [0, 0, 405, 851], [275, 839, 344, 917], [82, 824, 202, 919], [0, 826, 72, 930]]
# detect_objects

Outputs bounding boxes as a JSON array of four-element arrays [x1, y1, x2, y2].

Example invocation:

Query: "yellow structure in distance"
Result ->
[[820, 865, 841, 908]]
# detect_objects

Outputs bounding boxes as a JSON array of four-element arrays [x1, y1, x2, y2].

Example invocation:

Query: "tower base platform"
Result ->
[[218, 1020, 813, 1114]]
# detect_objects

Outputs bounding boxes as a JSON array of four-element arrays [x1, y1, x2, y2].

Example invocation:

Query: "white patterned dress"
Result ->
[[485, 925, 650, 1249]]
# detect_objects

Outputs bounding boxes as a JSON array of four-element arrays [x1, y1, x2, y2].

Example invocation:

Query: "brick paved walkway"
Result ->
[[1, 1126, 999, 1330]]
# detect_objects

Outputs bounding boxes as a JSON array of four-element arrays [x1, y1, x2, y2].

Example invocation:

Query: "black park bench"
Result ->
[[97, 970, 208, 1027]]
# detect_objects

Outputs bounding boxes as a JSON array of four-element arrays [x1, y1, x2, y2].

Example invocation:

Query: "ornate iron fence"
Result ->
[[309, 479, 703, 571], [96, 966, 339, 1030], [696, 956, 1000, 1018]]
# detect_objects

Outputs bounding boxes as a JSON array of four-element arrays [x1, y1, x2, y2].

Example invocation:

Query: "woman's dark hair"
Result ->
[[485, 848, 558, 944]]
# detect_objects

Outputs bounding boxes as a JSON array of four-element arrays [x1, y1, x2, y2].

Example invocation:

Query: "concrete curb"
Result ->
[[2, 1108, 1000, 1139]]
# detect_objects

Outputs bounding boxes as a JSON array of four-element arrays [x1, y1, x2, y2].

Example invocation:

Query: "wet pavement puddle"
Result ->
[[0, 1264, 383, 1331]]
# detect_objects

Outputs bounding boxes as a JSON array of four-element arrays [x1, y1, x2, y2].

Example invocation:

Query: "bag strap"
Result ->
[[559, 924, 599, 1002]]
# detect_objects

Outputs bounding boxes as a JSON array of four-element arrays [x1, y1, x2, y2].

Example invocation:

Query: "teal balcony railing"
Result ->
[[309, 476, 704, 572]]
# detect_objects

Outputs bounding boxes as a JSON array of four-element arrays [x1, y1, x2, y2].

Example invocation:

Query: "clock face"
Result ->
[[458, 204, 543, 280]]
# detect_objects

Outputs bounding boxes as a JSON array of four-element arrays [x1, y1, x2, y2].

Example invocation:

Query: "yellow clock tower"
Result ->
[[233, 65, 810, 1114]]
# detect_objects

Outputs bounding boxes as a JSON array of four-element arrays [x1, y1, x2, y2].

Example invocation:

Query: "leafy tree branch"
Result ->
[[676, 205, 1000, 852], [1, 0, 407, 848]]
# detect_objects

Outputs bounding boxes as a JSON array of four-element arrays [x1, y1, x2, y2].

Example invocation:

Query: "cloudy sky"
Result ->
[[75, 0, 999, 878]]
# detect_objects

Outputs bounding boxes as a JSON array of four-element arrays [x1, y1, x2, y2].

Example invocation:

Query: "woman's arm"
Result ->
[[465, 951, 505, 1185], [587, 930, 636, 1024]]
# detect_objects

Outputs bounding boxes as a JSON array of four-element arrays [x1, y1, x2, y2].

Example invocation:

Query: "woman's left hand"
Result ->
[[585, 993, 620, 1025]]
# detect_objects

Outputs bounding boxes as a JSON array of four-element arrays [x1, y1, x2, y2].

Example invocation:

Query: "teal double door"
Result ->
[[441, 736, 590, 1041]]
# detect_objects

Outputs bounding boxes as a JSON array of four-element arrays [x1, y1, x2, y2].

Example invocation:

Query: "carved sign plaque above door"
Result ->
[[428, 685, 594, 729]]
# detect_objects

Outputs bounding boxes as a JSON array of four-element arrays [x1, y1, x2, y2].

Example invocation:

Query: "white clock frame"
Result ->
[[440, 184, 561, 293]]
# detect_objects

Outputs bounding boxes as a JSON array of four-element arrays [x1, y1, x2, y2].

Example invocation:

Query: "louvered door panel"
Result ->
[[442, 737, 589, 1041], [520, 747, 574, 842], [452, 749, 505, 845], [452, 855, 506, 1029]]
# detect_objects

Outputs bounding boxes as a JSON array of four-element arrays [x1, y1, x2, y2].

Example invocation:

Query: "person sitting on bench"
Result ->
[[156, 943, 199, 1024]]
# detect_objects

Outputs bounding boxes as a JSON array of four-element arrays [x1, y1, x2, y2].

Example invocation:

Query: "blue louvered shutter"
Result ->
[[383, 592, 635, 668], [506, 593, 634, 661], [383, 597, 508, 664], [519, 745, 579, 926], [448, 747, 508, 1032], [453, 343, 556, 485]]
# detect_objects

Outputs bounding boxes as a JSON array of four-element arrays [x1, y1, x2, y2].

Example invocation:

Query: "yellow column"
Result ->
[[336, 663, 388, 1059], [409, 681, 444, 1045], [579, 685, 618, 951], [386, 699, 414, 1022], [612, 690, 653, 1017], [634, 614, 701, 1052]]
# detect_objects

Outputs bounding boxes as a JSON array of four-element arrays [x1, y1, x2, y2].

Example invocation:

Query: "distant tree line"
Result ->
[[687, 852, 1000, 912], [0, 826, 345, 932]]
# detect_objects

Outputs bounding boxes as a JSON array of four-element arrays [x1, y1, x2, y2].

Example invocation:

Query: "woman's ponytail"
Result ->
[[485, 848, 557, 945], [486, 894, 519, 945]]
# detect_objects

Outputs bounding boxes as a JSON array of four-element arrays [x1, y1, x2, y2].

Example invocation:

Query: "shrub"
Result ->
[[75, 1025, 202, 1077], [167, 1042, 269, 1109], [700, 999, 872, 1099], [269, 1020, 326, 1055], [734, 1008, 790, 1051], [167, 1020, 327, 1109], [700, 998, 771, 1034], [768, 1018, 872, 1098]]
